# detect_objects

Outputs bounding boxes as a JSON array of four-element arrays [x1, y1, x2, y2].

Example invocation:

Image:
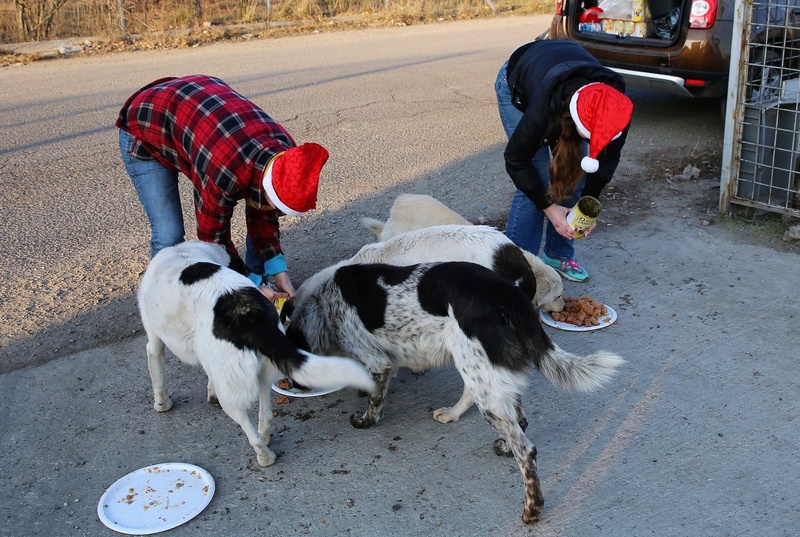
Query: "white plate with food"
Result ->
[[97, 462, 215, 535], [539, 296, 618, 332], [271, 377, 345, 398]]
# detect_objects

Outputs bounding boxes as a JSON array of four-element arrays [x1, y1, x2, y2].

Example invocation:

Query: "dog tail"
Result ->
[[537, 345, 625, 393], [360, 217, 385, 239], [290, 352, 377, 393], [499, 280, 623, 393]]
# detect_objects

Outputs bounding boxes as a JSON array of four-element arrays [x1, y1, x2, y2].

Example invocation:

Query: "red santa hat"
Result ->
[[263, 143, 329, 216], [568, 82, 633, 174]]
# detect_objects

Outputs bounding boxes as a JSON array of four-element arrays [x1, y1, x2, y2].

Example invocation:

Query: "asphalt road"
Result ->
[[1, 15, 799, 537]]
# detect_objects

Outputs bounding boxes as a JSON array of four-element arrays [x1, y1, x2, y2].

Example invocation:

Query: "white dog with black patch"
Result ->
[[137, 240, 375, 467], [283, 260, 624, 523], [344, 224, 544, 308], [360, 193, 565, 312]]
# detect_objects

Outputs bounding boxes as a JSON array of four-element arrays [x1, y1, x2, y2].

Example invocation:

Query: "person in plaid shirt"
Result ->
[[117, 74, 329, 299]]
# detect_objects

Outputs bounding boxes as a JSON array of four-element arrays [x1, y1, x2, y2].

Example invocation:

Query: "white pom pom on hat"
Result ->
[[569, 82, 634, 173], [581, 156, 599, 174]]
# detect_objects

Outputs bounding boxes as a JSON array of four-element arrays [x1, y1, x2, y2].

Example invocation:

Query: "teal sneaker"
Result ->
[[542, 253, 589, 282]]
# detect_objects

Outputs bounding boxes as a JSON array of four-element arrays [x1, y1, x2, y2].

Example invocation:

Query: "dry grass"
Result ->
[[1, 0, 551, 44], [0, 0, 551, 65]]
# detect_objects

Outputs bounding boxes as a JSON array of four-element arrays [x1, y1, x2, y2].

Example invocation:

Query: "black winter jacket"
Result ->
[[504, 40, 630, 210]]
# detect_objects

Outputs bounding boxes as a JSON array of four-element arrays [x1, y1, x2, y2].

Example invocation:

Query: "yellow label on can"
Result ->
[[623, 20, 635, 36], [632, 0, 645, 21], [566, 196, 602, 239]]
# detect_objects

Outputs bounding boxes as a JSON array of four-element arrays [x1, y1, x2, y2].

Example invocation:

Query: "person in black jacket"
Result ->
[[495, 39, 633, 282]]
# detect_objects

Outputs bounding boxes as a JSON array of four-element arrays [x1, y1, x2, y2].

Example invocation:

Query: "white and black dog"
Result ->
[[137, 240, 375, 467], [360, 194, 565, 312], [345, 224, 563, 312], [283, 260, 624, 523]]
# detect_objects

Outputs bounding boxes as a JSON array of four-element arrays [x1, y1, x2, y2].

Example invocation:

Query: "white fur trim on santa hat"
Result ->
[[581, 156, 599, 174], [569, 82, 602, 139], [263, 152, 304, 216]]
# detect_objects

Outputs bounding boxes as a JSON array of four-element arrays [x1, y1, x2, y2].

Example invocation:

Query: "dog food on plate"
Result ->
[[275, 377, 312, 394], [276, 377, 293, 391], [550, 295, 607, 327]]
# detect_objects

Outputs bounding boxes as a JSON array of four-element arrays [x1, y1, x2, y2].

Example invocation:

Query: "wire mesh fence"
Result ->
[[723, 0, 800, 216]]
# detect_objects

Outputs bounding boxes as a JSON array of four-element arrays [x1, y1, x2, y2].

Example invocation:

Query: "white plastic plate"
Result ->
[[271, 378, 345, 398], [97, 463, 214, 535]]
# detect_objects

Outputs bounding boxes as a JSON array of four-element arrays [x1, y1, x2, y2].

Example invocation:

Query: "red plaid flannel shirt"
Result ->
[[116, 75, 295, 271]]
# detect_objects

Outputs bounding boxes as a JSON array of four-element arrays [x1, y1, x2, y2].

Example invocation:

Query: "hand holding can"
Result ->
[[566, 196, 602, 239]]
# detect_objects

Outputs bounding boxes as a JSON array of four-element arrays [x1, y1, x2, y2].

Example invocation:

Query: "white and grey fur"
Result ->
[[283, 260, 624, 523], [137, 240, 375, 467], [360, 193, 565, 312]]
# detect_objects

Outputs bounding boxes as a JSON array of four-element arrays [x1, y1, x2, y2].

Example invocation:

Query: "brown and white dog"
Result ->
[[137, 240, 375, 467], [283, 260, 624, 523], [360, 193, 565, 312]]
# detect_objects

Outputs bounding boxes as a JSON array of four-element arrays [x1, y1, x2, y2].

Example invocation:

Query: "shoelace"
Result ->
[[561, 259, 585, 273]]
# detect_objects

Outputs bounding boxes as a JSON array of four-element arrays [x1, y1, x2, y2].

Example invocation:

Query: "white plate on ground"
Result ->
[[97, 463, 214, 535], [271, 378, 345, 398], [539, 304, 618, 332]]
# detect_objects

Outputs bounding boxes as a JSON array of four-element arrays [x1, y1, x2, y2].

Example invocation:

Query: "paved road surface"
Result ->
[[1, 15, 798, 537]]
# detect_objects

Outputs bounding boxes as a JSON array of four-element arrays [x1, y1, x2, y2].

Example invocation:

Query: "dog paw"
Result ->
[[493, 437, 514, 457], [521, 510, 541, 524], [207, 394, 221, 408], [154, 398, 173, 412], [256, 448, 277, 467], [349, 413, 376, 429], [521, 497, 544, 524], [432, 407, 459, 423]]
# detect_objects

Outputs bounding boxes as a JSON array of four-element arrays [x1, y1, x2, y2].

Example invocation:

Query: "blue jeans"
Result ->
[[120, 129, 261, 273], [495, 62, 586, 260], [119, 129, 185, 259]]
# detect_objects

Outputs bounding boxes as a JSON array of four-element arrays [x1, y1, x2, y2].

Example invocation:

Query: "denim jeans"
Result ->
[[119, 129, 185, 259], [495, 62, 586, 260]]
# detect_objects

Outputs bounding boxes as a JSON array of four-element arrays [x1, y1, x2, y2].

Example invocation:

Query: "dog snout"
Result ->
[[543, 296, 565, 313]]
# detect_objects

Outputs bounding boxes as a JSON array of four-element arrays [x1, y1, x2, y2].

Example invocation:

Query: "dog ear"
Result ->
[[279, 297, 295, 325]]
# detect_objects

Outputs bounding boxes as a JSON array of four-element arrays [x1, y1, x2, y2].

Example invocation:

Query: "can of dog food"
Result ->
[[272, 296, 287, 312], [264, 281, 286, 312], [632, 21, 648, 37], [623, 20, 635, 36], [632, 0, 645, 21], [566, 196, 602, 239]]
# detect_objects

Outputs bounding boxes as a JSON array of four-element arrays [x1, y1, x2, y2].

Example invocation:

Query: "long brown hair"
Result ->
[[548, 103, 584, 202]]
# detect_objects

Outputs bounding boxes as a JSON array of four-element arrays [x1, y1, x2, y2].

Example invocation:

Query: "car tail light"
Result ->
[[689, 0, 718, 29], [684, 79, 708, 87], [556, 0, 564, 16]]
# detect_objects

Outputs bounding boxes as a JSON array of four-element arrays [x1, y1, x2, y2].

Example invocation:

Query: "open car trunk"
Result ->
[[567, 0, 689, 46]]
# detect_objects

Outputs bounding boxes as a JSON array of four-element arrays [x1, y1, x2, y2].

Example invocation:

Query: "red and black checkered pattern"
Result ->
[[117, 74, 295, 267]]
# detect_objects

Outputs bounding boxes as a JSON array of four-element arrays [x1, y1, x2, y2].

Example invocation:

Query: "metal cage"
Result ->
[[721, 0, 800, 217]]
